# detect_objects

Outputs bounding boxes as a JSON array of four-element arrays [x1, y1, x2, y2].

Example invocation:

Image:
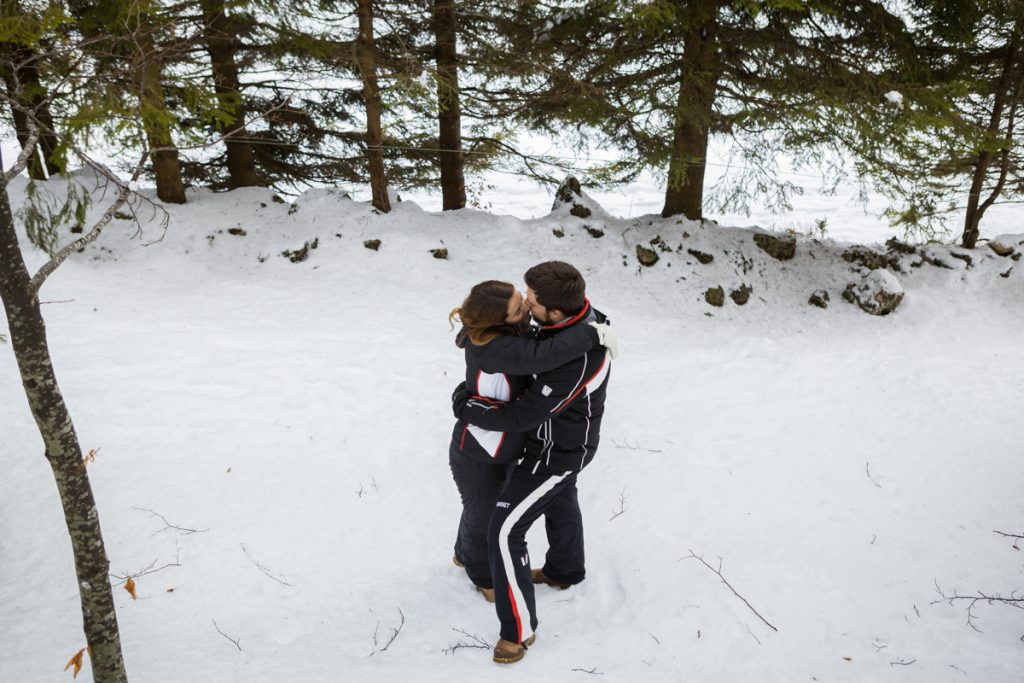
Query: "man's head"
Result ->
[[524, 261, 586, 325]]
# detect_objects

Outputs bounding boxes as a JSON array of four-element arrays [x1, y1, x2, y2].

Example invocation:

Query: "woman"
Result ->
[[448, 280, 604, 601]]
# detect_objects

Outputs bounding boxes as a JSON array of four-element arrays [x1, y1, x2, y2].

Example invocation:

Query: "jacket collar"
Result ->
[[540, 299, 591, 331]]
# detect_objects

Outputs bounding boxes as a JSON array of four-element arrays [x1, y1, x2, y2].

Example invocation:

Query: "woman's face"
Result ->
[[505, 289, 530, 324]]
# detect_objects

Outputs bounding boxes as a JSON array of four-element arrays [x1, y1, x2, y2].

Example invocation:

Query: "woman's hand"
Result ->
[[452, 380, 469, 418]]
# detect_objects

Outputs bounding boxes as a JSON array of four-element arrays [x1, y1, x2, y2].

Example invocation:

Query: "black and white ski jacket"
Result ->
[[451, 319, 598, 464], [455, 300, 612, 473]]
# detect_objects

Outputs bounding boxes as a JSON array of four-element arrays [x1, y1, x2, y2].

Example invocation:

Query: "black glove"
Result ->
[[452, 380, 469, 419]]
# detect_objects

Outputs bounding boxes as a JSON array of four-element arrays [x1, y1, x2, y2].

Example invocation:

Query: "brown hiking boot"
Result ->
[[492, 634, 536, 664], [531, 568, 570, 590], [476, 586, 495, 603], [452, 555, 464, 568]]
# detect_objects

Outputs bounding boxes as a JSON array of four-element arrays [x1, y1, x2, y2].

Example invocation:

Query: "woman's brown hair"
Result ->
[[449, 280, 515, 346]]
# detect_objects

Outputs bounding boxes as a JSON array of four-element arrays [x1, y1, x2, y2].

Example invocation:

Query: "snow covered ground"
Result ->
[[1, 174, 1022, 682]]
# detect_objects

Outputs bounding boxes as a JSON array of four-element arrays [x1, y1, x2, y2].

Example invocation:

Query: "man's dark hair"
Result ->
[[524, 261, 586, 314]]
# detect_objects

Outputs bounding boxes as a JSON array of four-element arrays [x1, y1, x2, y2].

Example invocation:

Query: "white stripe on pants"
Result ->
[[497, 471, 568, 643]]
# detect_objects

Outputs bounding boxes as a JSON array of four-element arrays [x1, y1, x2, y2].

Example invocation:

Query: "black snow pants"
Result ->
[[449, 442, 512, 589], [488, 460, 585, 644]]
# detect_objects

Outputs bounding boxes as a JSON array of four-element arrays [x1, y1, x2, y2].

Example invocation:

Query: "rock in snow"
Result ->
[[988, 234, 1024, 256], [753, 232, 796, 261], [843, 269, 905, 315], [808, 289, 830, 309], [552, 176, 602, 219]]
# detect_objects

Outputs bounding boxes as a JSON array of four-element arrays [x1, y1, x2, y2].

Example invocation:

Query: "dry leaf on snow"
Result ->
[[64, 648, 85, 678]]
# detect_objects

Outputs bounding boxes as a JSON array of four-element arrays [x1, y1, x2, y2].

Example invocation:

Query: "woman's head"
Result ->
[[449, 280, 529, 345]]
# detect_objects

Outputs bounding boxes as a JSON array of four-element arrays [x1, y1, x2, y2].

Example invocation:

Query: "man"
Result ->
[[453, 261, 614, 664]]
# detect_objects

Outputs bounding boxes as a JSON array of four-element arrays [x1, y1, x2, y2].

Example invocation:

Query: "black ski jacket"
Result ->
[[455, 300, 611, 473], [450, 319, 598, 464]]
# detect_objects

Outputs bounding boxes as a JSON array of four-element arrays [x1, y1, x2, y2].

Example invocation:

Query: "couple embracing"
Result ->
[[447, 261, 617, 664]]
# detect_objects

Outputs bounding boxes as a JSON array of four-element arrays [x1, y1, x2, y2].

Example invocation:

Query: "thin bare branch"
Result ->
[[240, 543, 293, 587], [685, 549, 779, 632], [933, 580, 1024, 632], [442, 628, 491, 655], [866, 461, 882, 488], [609, 488, 628, 521], [133, 507, 209, 536], [213, 619, 242, 651], [369, 608, 405, 656], [28, 151, 149, 292], [110, 547, 182, 587]]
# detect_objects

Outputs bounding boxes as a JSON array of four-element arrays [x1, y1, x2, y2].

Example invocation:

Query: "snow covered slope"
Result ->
[[1, 176, 1022, 682]]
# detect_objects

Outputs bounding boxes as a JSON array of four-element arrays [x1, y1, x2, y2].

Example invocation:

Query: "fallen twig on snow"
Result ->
[[370, 608, 405, 656], [213, 619, 242, 651], [609, 488, 628, 521], [110, 546, 182, 587], [865, 461, 882, 488], [684, 549, 778, 632], [993, 530, 1023, 549], [610, 438, 662, 453], [993, 530, 1024, 540], [932, 580, 1024, 632], [890, 658, 916, 667], [240, 543, 293, 587], [133, 507, 209, 536], [442, 628, 490, 655]]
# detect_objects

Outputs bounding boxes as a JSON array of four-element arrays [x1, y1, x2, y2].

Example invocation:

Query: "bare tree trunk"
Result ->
[[0, 42, 61, 179], [0, 154, 128, 683], [355, 0, 391, 213], [432, 0, 465, 210], [136, 28, 186, 204], [662, 0, 720, 220], [200, 0, 262, 189], [962, 20, 1022, 248]]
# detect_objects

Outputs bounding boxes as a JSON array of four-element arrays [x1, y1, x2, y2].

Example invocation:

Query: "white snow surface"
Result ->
[[1, 177, 1023, 683], [865, 268, 905, 295]]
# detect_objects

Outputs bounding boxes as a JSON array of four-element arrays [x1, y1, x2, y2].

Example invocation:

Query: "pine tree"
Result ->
[[200, 0, 263, 188], [481, 1, 934, 222], [865, 0, 1024, 247], [67, 0, 188, 203], [431, 0, 465, 209], [355, 0, 391, 211]]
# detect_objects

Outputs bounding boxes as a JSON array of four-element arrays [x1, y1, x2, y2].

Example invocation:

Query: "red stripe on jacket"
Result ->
[[556, 354, 608, 414]]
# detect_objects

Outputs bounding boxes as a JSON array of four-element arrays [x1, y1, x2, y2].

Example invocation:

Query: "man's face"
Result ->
[[525, 287, 564, 325], [505, 289, 530, 324]]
